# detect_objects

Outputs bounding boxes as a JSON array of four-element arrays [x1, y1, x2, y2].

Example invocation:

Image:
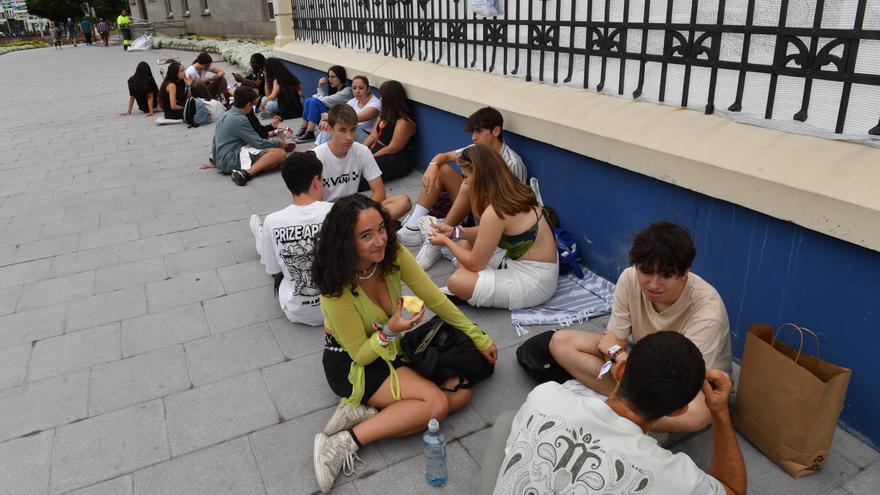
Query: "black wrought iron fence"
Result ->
[[291, 0, 880, 136]]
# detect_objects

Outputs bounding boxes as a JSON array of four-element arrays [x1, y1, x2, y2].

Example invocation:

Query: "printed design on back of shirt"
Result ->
[[273, 222, 322, 297], [497, 411, 654, 494]]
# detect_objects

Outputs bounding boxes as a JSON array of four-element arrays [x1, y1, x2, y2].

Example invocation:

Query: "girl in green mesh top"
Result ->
[[310, 194, 496, 493], [428, 144, 559, 310]]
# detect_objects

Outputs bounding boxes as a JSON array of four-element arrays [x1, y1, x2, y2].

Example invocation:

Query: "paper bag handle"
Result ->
[[771, 323, 820, 363]]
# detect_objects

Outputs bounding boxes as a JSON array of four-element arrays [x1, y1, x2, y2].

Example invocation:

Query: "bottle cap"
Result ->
[[428, 418, 439, 433]]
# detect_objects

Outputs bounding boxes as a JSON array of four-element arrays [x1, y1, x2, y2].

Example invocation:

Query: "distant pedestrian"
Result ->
[[97, 19, 109, 47], [80, 18, 93, 45], [66, 18, 77, 47], [52, 24, 63, 50], [117, 10, 132, 51]]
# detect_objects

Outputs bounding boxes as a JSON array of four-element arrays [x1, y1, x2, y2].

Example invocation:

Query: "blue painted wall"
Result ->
[[287, 60, 880, 448]]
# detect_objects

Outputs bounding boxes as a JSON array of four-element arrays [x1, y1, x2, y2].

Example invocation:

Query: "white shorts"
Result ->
[[468, 253, 559, 310], [238, 146, 267, 171]]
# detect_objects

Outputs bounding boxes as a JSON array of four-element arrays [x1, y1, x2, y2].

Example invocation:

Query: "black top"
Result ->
[[128, 78, 159, 113], [162, 80, 187, 120], [246, 71, 265, 97], [369, 118, 415, 155], [276, 85, 303, 119], [246, 110, 274, 139]]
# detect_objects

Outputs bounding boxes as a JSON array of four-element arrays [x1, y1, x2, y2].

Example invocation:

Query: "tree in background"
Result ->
[[27, 0, 129, 22]]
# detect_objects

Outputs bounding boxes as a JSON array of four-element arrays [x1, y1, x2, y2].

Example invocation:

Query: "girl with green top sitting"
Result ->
[[311, 194, 497, 494], [427, 144, 559, 310]]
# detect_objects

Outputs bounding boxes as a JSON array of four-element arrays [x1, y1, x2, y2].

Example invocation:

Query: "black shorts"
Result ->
[[322, 334, 406, 401]]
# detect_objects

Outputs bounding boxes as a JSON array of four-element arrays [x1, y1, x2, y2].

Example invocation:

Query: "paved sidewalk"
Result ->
[[0, 45, 877, 494]]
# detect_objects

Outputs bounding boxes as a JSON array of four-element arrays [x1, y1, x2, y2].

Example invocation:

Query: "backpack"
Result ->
[[400, 316, 495, 392], [515, 330, 574, 384], [553, 226, 584, 278], [183, 97, 223, 128]]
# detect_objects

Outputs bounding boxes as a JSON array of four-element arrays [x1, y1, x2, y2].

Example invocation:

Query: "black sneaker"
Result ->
[[295, 130, 316, 144], [231, 169, 251, 186], [295, 126, 308, 138]]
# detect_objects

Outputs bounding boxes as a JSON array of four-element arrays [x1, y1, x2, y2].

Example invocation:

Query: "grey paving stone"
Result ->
[[66, 285, 147, 332], [132, 436, 266, 495], [11, 233, 79, 263], [138, 214, 200, 237], [181, 221, 251, 249], [164, 371, 279, 456], [94, 256, 167, 294], [228, 237, 261, 263], [249, 407, 388, 495], [0, 224, 41, 248], [843, 461, 880, 495], [0, 429, 54, 495], [16, 270, 95, 312], [0, 284, 20, 316], [460, 427, 493, 468], [375, 403, 488, 466], [0, 370, 89, 442], [163, 244, 238, 277], [267, 317, 326, 360], [203, 286, 284, 334], [832, 428, 880, 469], [262, 353, 339, 421], [50, 245, 120, 278], [114, 234, 184, 264], [120, 302, 210, 357], [89, 345, 191, 416], [185, 322, 284, 386], [66, 475, 133, 495], [77, 223, 142, 251], [98, 205, 157, 227], [50, 400, 170, 495], [0, 304, 67, 350], [469, 348, 538, 425], [0, 343, 31, 390], [217, 260, 271, 294], [28, 323, 121, 382], [38, 215, 101, 241], [0, 259, 52, 288], [354, 441, 480, 495], [146, 269, 225, 313]]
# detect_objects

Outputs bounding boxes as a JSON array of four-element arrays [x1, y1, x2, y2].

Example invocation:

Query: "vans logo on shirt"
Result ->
[[323, 171, 360, 188]]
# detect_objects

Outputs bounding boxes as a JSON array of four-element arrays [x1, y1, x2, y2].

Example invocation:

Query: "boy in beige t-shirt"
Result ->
[[550, 221, 732, 433]]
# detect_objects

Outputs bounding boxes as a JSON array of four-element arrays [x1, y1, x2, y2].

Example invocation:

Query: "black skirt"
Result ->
[[322, 334, 406, 402]]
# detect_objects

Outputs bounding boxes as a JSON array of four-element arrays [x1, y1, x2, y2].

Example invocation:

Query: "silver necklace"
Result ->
[[356, 263, 378, 280]]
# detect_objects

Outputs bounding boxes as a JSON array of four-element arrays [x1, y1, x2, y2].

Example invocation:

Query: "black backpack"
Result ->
[[400, 316, 495, 392], [515, 330, 574, 384]]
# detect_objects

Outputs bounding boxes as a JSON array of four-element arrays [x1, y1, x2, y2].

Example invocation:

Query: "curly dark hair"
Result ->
[[617, 331, 706, 421], [312, 195, 400, 297], [628, 221, 696, 277]]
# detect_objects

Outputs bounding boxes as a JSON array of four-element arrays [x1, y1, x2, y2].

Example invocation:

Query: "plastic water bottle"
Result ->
[[423, 418, 448, 487]]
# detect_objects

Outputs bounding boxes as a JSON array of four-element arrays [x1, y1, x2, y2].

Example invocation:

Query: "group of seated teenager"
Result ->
[[122, 55, 744, 493]]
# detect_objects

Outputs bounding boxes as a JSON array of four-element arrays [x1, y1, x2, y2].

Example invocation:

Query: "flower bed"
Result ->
[[152, 36, 272, 70], [0, 41, 49, 56]]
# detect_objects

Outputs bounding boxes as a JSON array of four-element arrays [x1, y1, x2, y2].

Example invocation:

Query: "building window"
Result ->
[[165, 0, 173, 17], [180, 0, 189, 16], [200, 0, 209, 15], [265, 1, 275, 21]]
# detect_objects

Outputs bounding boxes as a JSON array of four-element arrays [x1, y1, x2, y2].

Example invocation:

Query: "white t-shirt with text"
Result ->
[[261, 201, 334, 326], [313, 142, 383, 202], [494, 380, 725, 495]]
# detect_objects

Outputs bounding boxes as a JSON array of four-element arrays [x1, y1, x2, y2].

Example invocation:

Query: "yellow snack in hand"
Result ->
[[402, 295, 424, 314]]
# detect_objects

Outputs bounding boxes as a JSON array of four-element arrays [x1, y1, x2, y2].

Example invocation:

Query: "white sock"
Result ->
[[405, 204, 429, 229]]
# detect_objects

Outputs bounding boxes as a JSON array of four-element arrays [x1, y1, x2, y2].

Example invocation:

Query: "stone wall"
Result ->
[[131, 0, 276, 38]]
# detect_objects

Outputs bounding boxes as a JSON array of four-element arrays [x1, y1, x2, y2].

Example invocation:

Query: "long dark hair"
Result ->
[[159, 62, 183, 101], [378, 80, 412, 126], [128, 61, 157, 93], [312, 195, 400, 298], [327, 65, 348, 96], [460, 144, 539, 219], [264, 57, 301, 88]]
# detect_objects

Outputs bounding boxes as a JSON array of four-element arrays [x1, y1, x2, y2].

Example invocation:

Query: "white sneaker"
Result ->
[[322, 403, 377, 436], [397, 224, 424, 246], [249, 214, 263, 257], [416, 239, 442, 270], [314, 431, 364, 493]]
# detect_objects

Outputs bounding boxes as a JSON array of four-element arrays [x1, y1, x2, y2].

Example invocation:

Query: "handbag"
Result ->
[[515, 329, 574, 384], [733, 323, 852, 478], [400, 316, 495, 392]]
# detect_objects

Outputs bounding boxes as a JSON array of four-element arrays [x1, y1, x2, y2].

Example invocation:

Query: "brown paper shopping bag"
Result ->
[[733, 323, 852, 478]]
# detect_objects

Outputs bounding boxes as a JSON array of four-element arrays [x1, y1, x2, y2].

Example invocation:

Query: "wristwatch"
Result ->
[[607, 344, 624, 363]]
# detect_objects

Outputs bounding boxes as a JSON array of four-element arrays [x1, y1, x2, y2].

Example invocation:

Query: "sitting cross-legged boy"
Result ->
[[549, 221, 732, 433], [211, 86, 289, 187], [312, 104, 411, 220], [400, 107, 528, 269], [250, 152, 333, 326]]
